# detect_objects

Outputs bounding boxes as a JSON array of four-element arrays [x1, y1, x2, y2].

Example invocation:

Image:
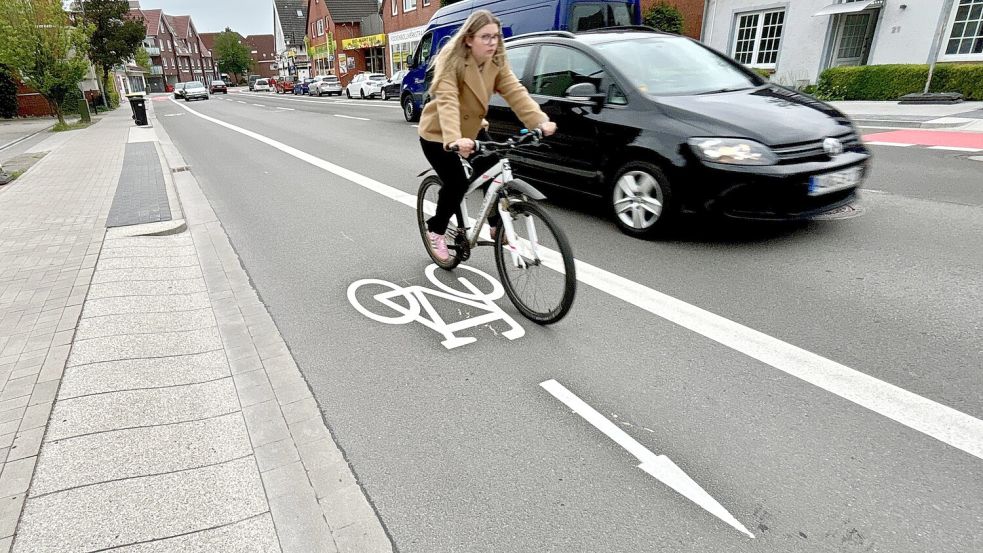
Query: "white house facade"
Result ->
[[701, 0, 983, 85]]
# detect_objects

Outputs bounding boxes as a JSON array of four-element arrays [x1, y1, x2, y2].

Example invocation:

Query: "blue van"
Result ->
[[399, 0, 641, 122]]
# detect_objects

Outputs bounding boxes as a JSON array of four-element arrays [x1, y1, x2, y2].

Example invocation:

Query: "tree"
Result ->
[[134, 46, 151, 72], [644, 2, 684, 35], [214, 29, 253, 85], [81, 0, 145, 108], [0, 0, 92, 125], [0, 65, 18, 119]]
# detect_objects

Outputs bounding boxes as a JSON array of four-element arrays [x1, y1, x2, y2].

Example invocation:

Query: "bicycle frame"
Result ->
[[457, 156, 540, 269]]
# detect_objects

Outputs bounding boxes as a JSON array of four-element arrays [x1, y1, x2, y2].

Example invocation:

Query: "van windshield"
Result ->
[[594, 36, 759, 96], [569, 3, 633, 31]]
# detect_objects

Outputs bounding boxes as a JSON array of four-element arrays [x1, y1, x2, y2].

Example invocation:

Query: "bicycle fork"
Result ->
[[498, 196, 541, 269]]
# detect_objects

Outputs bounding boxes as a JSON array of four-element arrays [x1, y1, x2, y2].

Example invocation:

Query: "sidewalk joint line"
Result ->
[[66, 347, 225, 369], [79, 306, 212, 321], [72, 326, 218, 343], [87, 511, 273, 552], [29, 453, 255, 500], [59, 374, 233, 401], [43, 409, 242, 447], [90, 276, 203, 284]]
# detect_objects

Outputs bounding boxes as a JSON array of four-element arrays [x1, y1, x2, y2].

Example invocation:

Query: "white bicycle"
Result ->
[[416, 129, 576, 324]]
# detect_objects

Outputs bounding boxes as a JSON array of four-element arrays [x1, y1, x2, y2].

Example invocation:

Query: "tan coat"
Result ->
[[418, 57, 548, 148]]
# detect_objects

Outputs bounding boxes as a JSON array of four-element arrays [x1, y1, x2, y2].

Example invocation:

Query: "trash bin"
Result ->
[[128, 95, 148, 126]]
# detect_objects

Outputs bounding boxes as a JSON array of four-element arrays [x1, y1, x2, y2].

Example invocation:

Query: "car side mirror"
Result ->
[[564, 83, 605, 112]]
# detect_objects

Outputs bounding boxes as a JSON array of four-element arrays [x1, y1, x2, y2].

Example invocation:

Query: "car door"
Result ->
[[522, 44, 607, 190]]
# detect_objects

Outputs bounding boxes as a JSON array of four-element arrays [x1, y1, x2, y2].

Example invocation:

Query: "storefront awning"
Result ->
[[342, 33, 386, 50], [813, 0, 883, 17]]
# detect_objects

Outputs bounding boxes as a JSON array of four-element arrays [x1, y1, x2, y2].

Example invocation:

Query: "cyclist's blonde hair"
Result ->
[[428, 10, 506, 95]]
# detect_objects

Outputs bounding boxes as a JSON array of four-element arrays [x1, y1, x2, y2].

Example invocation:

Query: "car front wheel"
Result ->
[[610, 161, 676, 238], [346, 88, 351, 99], [381, 89, 388, 101]]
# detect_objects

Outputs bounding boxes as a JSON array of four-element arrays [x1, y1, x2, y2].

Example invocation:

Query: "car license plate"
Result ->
[[808, 166, 862, 196]]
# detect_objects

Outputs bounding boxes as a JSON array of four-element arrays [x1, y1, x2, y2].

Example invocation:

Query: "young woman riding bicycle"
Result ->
[[418, 9, 557, 262]]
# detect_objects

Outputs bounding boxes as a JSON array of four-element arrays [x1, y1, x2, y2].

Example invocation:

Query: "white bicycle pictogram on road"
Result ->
[[347, 264, 525, 349]]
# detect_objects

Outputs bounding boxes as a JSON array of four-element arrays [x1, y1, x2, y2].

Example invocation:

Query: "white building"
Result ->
[[701, 0, 983, 86]]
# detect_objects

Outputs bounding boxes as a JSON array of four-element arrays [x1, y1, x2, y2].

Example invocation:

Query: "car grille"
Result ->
[[772, 132, 863, 164]]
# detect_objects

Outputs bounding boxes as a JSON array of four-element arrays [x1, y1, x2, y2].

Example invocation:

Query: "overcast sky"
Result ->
[[136, 0, 273, 36]]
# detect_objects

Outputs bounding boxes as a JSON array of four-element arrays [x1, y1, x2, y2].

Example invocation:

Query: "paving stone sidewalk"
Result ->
[[1, 107, 392, 552]]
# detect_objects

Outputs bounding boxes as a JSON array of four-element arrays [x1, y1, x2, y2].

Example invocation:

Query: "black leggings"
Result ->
[[420, 131, 500, 235]]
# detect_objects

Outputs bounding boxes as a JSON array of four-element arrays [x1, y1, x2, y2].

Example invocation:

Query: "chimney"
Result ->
[[128, 1, 141, 8]]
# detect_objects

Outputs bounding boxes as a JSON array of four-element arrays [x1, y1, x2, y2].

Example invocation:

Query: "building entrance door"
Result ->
[[831, 11, 877, 66]]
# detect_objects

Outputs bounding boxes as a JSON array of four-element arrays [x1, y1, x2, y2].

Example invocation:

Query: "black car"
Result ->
[[381, 70, 407, 101], [209, 80, 228, 94], [486, 28, 871, 237]]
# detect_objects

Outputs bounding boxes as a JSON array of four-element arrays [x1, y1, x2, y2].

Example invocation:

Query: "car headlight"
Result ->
[[688, 138, 778, 166]]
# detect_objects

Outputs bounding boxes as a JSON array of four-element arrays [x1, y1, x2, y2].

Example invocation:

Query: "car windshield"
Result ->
[[369, 74, 386, 81], [257, 79, 267, 85], [188, 82, 204, 88], [324, 77, 338, 82], [593, 36, 760, 96], [213, 80, 225, 85]]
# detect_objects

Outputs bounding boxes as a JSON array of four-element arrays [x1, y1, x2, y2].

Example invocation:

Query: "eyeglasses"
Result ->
[[475, 33, 501, 45]]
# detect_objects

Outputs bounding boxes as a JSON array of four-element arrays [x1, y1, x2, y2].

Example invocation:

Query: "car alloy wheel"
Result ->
[[381, 89, 387, 101], [402, 96, 418, 122], [610, 161, 674, 237]]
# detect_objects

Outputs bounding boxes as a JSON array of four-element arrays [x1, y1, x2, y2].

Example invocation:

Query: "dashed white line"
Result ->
[[236, 101, 246, 104], [927, 146, 982, 152], [252, 103, 265, 107], [334, 114, 370, 121], [169, 98, 983, 464], [276, 107, 296, 111], [540, 379, 753, 538]]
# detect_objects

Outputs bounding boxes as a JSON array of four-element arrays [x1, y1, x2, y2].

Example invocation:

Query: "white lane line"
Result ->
[[927, 146, 982, 152], [252, 103, 266, 107], [276, 107, 296, 111], [540, 380, 753, 538], [863, 142, 914, 147], [169, 98, 983, 463], [260, 95, 403, 109], [236, 101, 246, 104], [334, 114, 370, 121]]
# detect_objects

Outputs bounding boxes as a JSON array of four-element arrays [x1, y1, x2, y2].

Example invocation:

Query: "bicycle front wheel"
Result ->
[[417, 175, 464, 270], [494, 200, 576, 324]]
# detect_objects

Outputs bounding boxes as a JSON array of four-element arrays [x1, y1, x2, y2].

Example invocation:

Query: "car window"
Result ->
[[416, 32, 434, 68], [369, 74, 386, 81], [593, 36, 759, 96], [530, 45, 604, 98], [506, 45, 535, 81]]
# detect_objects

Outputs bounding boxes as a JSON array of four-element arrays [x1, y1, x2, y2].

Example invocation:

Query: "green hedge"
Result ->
[[815, 63, 983, 101]]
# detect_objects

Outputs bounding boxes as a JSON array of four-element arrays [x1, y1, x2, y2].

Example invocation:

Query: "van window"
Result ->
[[530, 45, 605, 97], [416, 32, 434, 68], [506, 46, 535, 81], [569, 3, 633, 31]]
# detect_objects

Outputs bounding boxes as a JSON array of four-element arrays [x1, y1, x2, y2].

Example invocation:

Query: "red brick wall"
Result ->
[[383, 1, 439, 35], [641, 0, 704, 40], [16, 83, 55, 118]]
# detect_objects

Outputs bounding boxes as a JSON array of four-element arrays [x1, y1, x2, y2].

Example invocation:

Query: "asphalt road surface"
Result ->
[[155, 90, 983, 553]]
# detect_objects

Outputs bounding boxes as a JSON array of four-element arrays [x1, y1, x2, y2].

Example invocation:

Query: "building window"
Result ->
[[392, 0, 398, 16], [404, 0, 417, 12], [732, 9, 784, 67], [946, 0, 983, 55], [317, 19, 325, 36], [423, 0, 430, 5]]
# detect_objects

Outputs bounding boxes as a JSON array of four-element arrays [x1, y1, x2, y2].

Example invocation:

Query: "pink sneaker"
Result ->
[[427, 231, 449, 261]]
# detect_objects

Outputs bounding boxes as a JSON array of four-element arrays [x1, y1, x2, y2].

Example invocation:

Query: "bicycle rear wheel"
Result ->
[[494, 200, 576, 324], [417, 175, 465, 270]]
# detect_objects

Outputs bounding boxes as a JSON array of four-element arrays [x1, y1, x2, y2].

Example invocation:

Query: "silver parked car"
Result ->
[[183, 81, 209, 101], [309, 75, 342, 96]]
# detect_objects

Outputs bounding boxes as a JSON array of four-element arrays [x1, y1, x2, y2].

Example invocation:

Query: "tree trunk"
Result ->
[[101, 67, 112, 109], [49, 98, 66, 127]]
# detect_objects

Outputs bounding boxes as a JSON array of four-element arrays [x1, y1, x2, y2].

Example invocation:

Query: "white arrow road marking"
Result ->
[[334, 114, 370, 121], [540, 379, 754, 539], [167, 98, 983, 463]]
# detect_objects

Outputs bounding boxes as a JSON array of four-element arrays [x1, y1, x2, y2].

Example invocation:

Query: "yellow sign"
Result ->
[[342, 33, 386, 50]]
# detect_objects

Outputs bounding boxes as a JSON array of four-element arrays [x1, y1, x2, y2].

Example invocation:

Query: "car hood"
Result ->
[[655, 86, 854, 146]]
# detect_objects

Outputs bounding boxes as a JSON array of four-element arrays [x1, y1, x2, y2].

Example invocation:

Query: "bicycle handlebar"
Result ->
[[449, 129, 544, 155]]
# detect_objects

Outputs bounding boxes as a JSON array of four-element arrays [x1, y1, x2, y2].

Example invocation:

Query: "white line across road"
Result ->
[[236, 92, 403, 109], [928, 145, 982, 152], [167, 98, 983, 463], [334, 114, 370, 121]]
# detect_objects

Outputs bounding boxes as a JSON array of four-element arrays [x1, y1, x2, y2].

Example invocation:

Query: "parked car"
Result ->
[[400, 0, 641, 122], [253, 78, 271, 92], [309, 75, 342, 96], [275, 76, 296, 94], [247, 74, 261, 90], [485, 28, 871, 237], [183, 81, 209, 101], [172, 82, 187, 99], [380, 70, 407, 101], [293, 78, 314, 95], [209, 80, 228, 94], [345, 73, 387, 99]]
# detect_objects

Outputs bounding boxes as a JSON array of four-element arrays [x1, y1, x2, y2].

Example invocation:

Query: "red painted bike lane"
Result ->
[[862, 129, 983, 150]]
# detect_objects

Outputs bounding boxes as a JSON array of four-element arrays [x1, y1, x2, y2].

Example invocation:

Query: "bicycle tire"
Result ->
[[417, 175, 463, 270], [494, 200, 576, 324]]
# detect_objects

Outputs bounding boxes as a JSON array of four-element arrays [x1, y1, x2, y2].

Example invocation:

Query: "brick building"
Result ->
[[304, 0, 384, 85], [274, 0, 310, 80], [382, 0, 439, 76], [200, 32, 278, 81], [128, 3, 220, 92], [642, 0, 706, 40]]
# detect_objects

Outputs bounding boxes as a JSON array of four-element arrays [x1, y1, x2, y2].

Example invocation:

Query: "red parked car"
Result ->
[[209, 80, 228, 94]]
